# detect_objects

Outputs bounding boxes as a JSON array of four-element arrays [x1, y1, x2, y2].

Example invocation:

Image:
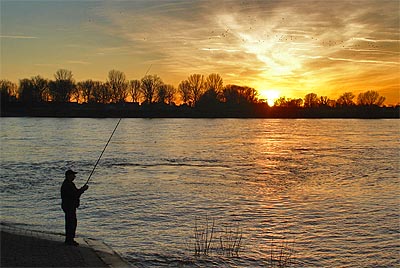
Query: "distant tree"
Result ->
[[205, 73, 223, 96], [49, 69, 75, 102], [288, 98, 303, 108], [141, 74, 163, 104], [197, 89, 219, 108], [19, 79, 39, 103], [274, 97, 303, 108], [92, 81, 111, 104], [187, 74, 205, 106], [54, 69, 73, 81], [107, 70, 128, 103], [18, 76, 49, 103], [274, 97, 288, 107], [128, 80, 141, 103], [319, 96, 329, 107], [77, 80, 97, 103], [31, 76, 50, 102], [156, 85, 166, 104], [156, 84, 176, 105], [223, 85, 258, 104], [327, 99, 336, 107], [304, 93, 319, 108], [199, 73, 224, 106], [357, 90, 385, 106], [178, 80, 192, 105], [70, 86, 81, 103], [242, 86, 258, 103], [0, 79, 18, 102], [336, 92, 355, 107]]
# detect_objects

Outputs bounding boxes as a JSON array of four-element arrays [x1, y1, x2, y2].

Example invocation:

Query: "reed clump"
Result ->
[[187, 217, 296, 268], [267, 238, 295, 268], [217, 224, 243, 257], [188, 217, 243, 257], [193, 217, 215, 256]]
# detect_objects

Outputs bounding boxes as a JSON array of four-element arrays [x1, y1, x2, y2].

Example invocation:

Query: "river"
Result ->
[[1, 118, 399, 267]]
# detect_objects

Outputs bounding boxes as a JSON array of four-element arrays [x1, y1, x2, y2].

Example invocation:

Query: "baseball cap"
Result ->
[[65, 169, 78, 176]]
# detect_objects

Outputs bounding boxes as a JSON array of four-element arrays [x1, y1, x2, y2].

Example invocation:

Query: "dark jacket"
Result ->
[[61, 179, 85, 212]]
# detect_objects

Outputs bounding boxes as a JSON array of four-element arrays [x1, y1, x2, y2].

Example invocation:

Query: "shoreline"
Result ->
[[2, 102, 399, 119], [0, 222, 131, 267]]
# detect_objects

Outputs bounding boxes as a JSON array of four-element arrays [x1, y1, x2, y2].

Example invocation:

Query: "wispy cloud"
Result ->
[[89, 0, 399, 87], [66, 60, 91, 65], [0, 35, 38, 39], [34, 63, 57, 67]]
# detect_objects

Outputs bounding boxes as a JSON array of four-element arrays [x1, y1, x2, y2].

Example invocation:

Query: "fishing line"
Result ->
[[85, 117, 122, 185], [84, 64, 153, 185]]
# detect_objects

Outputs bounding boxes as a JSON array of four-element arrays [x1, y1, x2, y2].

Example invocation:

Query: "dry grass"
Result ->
[[188, 217, 243, 257], [187, 217, 296, 268], [193, 217, 215, 256], [268, 238, 295, 268], [217, 224, 243, 257]]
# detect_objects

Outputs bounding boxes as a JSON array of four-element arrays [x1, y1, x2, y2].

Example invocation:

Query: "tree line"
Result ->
[[0, 69, 258, 107], [1, 69, 398, 118], [0, 68, 392, 107], [274, 91, 387, 108]]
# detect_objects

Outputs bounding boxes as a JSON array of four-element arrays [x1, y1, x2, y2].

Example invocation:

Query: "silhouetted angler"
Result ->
[[61, 169, 88, 246]]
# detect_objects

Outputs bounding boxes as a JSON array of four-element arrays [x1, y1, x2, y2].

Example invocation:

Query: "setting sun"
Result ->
[[258, 89, 280, 106]]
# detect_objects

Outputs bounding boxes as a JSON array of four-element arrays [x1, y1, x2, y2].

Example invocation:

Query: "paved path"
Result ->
[[1, 222, 131, 267]]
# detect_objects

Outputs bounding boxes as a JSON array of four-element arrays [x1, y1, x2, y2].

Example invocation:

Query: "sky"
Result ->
[[1, 0, 399, 105]]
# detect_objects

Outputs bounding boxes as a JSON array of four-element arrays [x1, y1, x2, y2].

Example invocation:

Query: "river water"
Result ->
[[1, 118, 399, 267]]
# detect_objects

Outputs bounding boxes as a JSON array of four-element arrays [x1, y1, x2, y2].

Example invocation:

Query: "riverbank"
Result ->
[[2, 102, 399, 118], [0, 222, 131, 267]]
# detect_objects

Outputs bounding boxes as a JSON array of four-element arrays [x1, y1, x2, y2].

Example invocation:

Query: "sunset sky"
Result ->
[[1, 0, 399, 104]]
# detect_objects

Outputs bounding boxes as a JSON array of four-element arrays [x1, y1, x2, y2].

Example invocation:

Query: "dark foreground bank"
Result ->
[[2, 102, 399, 118], [0, 223, 131, 267]]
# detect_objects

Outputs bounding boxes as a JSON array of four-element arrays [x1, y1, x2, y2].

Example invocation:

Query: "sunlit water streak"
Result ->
[[1, 118, 399, 267]]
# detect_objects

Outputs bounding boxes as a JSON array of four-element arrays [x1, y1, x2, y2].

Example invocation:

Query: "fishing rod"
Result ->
[[85, 118, 122, 185]]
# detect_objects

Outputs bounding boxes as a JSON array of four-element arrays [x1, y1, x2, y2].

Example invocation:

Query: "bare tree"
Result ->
[[187, 74, 205, 106], [141, 74, 163, 104], [157, 84, 176, 104], [107, 70, 128, 103], [274, 97, 303, 108], [165, 84, 177, 104], [336, 92, 355, 107], [0, 79, 18, 102], [92, 81, 111, 104], [77, 80, 96, 103], [49, 69, 75, 102], [178, 80, 192, 105], [288, 98, 303, 108], [274, 97, 288, 107], [19, 79, 40, 103], [205, 73, 224, 96], [128, 80, 142, 103], [223, 85, 258, 104], [304, 93, 319, 108], [156, 84, 167, 104], [357, 90, 385, 106], [17, 76, 49, 102], [54, 69, 73, 81], [319, 96, 332, 107], [31, 76, 50, 102], [198, 73, 224, 106]]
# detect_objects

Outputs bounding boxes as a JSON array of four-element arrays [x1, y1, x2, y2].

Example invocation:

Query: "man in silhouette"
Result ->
[[61, 169, 89, 246]]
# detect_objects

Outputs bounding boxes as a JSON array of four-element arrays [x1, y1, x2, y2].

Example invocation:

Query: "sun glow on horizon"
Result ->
[[258, 89, 281, 106]]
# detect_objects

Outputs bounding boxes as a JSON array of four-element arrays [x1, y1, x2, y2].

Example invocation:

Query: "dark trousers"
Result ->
[[64, 209, 77, 242]]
